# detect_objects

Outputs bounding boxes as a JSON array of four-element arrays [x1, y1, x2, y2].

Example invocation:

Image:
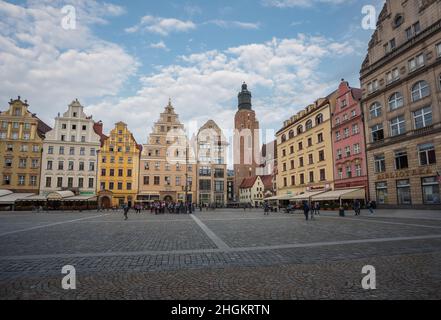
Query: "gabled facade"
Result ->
[[360, 0, 441, 208], [331, 80, 368, 198], [138, 100, 197, 204], [40, 99, 101, 196], [0, 97, 51, 193], [98, 122, 141, 208], [239, 175, 273, 206]]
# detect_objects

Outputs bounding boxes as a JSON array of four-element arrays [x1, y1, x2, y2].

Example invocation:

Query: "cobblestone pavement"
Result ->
[[0, 209, 440, 299]]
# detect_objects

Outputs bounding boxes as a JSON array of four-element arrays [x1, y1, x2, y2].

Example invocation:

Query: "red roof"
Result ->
[[240, 176, 258, 189], [240, 175, 273, 190], [260, 175, 273, 191]]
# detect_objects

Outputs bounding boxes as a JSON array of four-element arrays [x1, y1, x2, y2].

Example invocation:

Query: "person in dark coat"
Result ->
[[303, 202, 310, 221], [123, 204, 130, 220]]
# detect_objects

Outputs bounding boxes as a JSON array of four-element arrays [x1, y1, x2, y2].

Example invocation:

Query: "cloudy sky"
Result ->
[[0, 0, 385, 144]]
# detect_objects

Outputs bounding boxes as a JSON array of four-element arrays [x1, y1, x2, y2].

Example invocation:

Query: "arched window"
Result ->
[[288, 130, 294, 139], [281, 134, 287, 143], [305, 120, 313, 130], [389, 92, 404, 110], [412, 80, 430, 102], [369, 102, 382, 119], [297, 125, 303, 135], [316, 114, 324, 125]]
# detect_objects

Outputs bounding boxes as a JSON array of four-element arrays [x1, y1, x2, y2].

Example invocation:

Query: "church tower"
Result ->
[[233, 83, 260, 201]]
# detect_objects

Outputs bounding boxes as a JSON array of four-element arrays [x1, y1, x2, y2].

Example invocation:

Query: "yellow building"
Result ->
[[276, 93, 336, 197], [0, 97, 51, 193], [97, 122, 141, 208]]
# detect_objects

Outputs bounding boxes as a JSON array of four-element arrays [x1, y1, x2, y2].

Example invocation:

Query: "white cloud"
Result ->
[[262, 0, 352, 8], [208, 20, 260, 30], [125, 15, 196, 36], [88, 35, 355, 144], [150, 41, 169, 51], [0, 0, 138, 125]]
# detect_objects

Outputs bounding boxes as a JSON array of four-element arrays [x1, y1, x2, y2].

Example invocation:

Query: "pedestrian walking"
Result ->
[[303, 202, 310, 221], [314, 202, 321, 216], [353, 200, 361, 216], [123, 204, 130, 220], [264, 202, 270, 216], [367, 200, 374, 215]]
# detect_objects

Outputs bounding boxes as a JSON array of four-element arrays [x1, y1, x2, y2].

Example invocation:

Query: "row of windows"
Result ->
[[371, 106, 433, 142], [369, 80, 431, 119], [336, 164, 363, 180], [374, 143, 437, 173], [334, 109, 358, 127], [0, 132, 33, 140], [3, 175, 37, 186], [141, 176, 193, 187], [48, 146, 96, 156], [282, 169, 327, 187], [335, 123, 360, 141], [281, 114, 324, 142], [376, 177, 440, 205], [143, 162, 193, 172], [336, 144, 361, 160], [45, 177, 94, 189], [281, 133, 324, 156], [99, 181, 133, 191], [4, 158, 39, 169], [46, 160, 95, 171], [101, 169, 132, 177], [4, 144, 40, 153], [101, 156, 134, 165], [1, 121, 33, 130], [60, 124, 88, 131], [282, 150, 326, 171]]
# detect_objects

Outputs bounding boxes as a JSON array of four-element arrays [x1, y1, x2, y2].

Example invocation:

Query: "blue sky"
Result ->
[[0, 0, 385, 143]]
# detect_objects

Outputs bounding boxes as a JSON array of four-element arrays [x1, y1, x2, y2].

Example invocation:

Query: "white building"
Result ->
[[40, 100, 101, 196], [239, 175, 273, 207]]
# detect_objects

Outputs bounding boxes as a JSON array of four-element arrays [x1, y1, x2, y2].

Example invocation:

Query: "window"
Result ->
[[118, 182, 123, 190], [343, 113, 348, 121], [395, 151, 409, 170], [413, 106, 432, 129], [317, 133, 323, 143], [127, 183, 132, 191], [307, 138, 312, 147], [110, 169, 115, 176], [289, 130, 294, 139], [299, 174, 305, 185], [143, 176, 150, 185], [352, 124, 359, 135], [412, 81, 430, 102], [345, 146, 351, 157], [297, 125, 303, 135], [354, 144, 361, 155], [88, 178, 94, 189], [419, 144, 436, 166], [306, 120, 313, 130], [58, 161, 64, 170], [18, 175, 25, 186], [127, 169, 132, 177], [389, 92, 404, 110], [319, 150, 325, 162], [376, 182, 388, 204], [109, 182, 114, 190], [7, 144, 13, 152], [406, 21, 421, 40], [101, 169, 106, 176], [154, 176, 160, 185], [299, 157, 304, 167], [355, 164, 362, 177], [422, 177, 441, 204], [397, 180, 412, 205], [338, 168, 343, 179], [316, 114, 323, 125], [79, 162, 85, 171], [45, 177, 51, 188], [408, 54, 425, 72], [81, 136, 86, 143], [337, 149, 342, 160], [118, 169, 123, 177], [336, 131, 341, 141], [290, 160, 295, 170], [390, 115, 406, 136], [346, 166, 352, 178], [59, 146, 64, 155], [320, 169, 326, 181], [47, 161, 53, 170], [386, 68, 400, 84], [0, 132, 6, 140], [308, 154, 314, 165], [370, 102, 382, 119], [298, 142, 303, 151], [71, 135, 75, 142], [215, 181, 224, 192], [30, 176, 37, 186], [78, 178, 84, 188], [82, 125, 87, 131], [57, 177, 63, 188], [90, 148, 96, 156], [282, 163, 287, 172], [69, 147, 75, 155], [335, 118, 340, 126], [200, 180, 211, 191], [68, 161, 74, 171], [371, 124, 384, 142], [3, 175, 11, 185], [375, 155, 385, 173], [344, 128, 350, 138], [309, 171, 314, 183], [5, 158, 12, 167]]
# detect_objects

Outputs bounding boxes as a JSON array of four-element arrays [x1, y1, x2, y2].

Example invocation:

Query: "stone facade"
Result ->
[[40, 100, 101, 197], [331, 81, 368, 198], [276, 94, 336, 196], [0, 97, 51, 193], [196, 120, 228, 206], [360, 0, 441, 208], [138, 101, 197, 204], [98, 122, 141, 208], [234, 83, 261, 200]]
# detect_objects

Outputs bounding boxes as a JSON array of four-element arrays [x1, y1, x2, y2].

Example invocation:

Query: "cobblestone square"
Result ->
[[0, 209, 440, 300]]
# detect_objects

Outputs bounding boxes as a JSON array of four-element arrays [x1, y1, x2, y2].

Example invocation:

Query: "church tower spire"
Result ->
[[238, 82, 252, 110]]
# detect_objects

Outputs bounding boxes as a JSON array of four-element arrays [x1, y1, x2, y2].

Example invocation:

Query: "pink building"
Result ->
[[331, 80, 368, 199]]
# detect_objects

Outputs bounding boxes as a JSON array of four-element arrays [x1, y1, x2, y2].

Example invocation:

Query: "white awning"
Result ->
[[0, 193, 35, 204], [290, 191, 326, 201], [63, 196, 97, 201], [311, 188, 366, 201], [0, 190, 13, 197], [17, 195, 47, 201], [265, 194, 293, 201], [47, 191, 76, 200]]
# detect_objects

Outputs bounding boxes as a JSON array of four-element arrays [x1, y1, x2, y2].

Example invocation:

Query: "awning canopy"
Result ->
[[63, 196, 97, 201], [0, 190, 13, 197], [265, 194, 293, 201], [0, 193, 35, 204], [290, 191, 326, 201], [311, 188, 366, 201], [17, 195, 47, 201], [47, 191, 76, 200]]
